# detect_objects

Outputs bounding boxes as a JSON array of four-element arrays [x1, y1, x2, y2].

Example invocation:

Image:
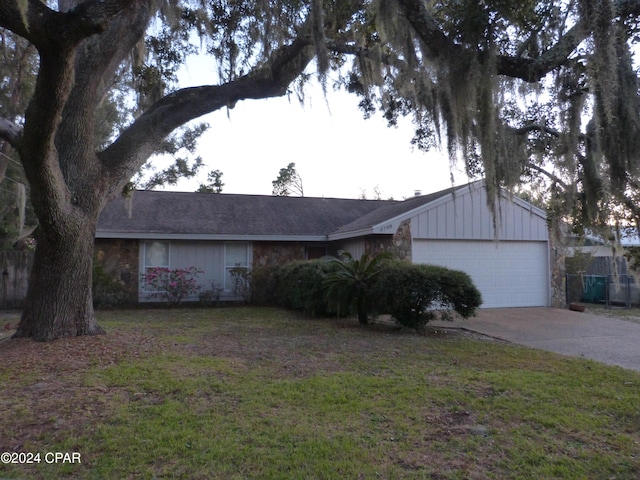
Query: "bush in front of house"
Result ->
[[141, 266, 203, 307], [257, 254, 482, 328], [248, 264, 280, 305], [92, 262, 130, 308], [323, 251, 392, 324], [271, 259, 337, 316], [435, 267, 483, 319], [372, 261, 482, 328]]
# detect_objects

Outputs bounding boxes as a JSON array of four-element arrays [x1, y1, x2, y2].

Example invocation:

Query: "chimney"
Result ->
[[414, 190, 422, 197]]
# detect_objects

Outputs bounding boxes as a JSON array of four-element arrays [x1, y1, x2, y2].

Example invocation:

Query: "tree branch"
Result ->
[[495, 22, 586, 82], [0, 0, 139, 50], [0, 117, 23, 148], [325, 39, 396, 66], [526, 162, 569, 190], [99, 37, 316, 191], [396, 0, 640, 83], [513, 123, 561, 138]]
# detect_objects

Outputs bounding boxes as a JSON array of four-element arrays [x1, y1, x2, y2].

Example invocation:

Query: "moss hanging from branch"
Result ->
[[338, 0, 640, 235], [579, 0, 618, 122]]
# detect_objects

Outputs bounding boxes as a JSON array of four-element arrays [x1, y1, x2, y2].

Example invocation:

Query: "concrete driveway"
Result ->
[[434, 307, 640, 372]]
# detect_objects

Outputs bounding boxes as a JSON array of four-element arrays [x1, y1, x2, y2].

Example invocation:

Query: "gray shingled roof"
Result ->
[[96, 185, 467, 239], [97, 190, 397, 238]]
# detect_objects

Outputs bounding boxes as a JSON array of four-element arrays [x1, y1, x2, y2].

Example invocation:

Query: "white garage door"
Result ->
[[413, 240, 549, 308]]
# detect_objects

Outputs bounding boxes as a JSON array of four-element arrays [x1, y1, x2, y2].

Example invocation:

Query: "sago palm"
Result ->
[[324, 251, 391, 325]]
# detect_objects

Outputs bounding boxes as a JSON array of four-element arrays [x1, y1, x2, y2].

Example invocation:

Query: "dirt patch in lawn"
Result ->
[[1, 329, 164, 452]]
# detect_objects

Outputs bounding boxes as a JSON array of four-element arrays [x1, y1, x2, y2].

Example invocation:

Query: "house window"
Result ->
[[225, 243, 249, 292], [143, 241, 170, 291]]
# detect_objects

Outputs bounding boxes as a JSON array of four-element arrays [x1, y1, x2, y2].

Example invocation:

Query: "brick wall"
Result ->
[[94, 239, 139, 304], [364, 220, 412, 261], [253, 242, 306, 267]]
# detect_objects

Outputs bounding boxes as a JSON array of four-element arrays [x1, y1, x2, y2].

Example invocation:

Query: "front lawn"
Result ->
[[1, 307, 639, 479]]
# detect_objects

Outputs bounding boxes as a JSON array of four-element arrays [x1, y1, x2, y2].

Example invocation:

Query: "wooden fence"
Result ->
[[1, 251, 33, 309]]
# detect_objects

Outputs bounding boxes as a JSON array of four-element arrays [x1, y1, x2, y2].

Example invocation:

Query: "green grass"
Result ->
[[586, 303, 640, 323], [1, 307, 640, 479]]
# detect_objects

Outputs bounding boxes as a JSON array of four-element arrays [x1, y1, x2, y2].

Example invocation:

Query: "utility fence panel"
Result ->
[[1, 251, 33, 309], [566, 273, 640, 308]]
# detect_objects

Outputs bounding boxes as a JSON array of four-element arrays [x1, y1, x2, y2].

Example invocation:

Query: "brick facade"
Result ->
[[364, 219, 412, 261], [252, 242, 307, 267], [94, 239, 139, 304]]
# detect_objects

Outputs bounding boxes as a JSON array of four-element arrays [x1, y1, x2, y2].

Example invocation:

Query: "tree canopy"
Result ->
[[272, 162, 304, 197], [2, 0, 640, 339], [197, 169, 225, 193]]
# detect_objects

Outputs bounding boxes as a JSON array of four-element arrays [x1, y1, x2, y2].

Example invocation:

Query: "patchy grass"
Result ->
[[585, 304, 640, 324], [1, 307, 640, 479]]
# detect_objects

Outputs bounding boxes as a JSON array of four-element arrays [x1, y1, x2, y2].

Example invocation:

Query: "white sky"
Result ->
[[160, 61, 469, 200]]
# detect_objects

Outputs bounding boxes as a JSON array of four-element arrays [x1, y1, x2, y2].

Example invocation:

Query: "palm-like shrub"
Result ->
[[324, 251, 391, 325]]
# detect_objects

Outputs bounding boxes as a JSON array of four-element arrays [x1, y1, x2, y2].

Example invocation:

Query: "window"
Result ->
[[225, 243, 249, 292], [143, 241, 170, 292]]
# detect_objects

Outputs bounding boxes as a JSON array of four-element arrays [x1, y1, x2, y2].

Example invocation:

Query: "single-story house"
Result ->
[[95, 180, 557, 308]]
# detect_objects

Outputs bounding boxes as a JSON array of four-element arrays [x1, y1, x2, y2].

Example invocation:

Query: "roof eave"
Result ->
[[95, 232, 329, 242], [327, 227, 377, 241]]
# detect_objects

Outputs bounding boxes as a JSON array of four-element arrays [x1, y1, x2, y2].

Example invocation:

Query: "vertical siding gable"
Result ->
[[338, 239, 366, 259], [410, 185, 547, 241]]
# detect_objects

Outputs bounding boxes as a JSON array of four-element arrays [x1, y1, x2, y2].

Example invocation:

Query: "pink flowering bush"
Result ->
[[141, 266, 203, 307]]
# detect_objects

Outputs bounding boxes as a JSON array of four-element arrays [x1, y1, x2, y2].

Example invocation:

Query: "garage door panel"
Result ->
[[413, 240, 548, 308]]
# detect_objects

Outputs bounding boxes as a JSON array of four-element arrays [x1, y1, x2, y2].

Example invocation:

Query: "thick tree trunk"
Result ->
[[0, 1, 323, 342], [14, 219, 104, 341]]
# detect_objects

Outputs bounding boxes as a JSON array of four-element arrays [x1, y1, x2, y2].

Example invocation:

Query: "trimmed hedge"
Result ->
[[373, 261, 482, 328], [250, 257, 482, 328], [270, 259, 338, 317]]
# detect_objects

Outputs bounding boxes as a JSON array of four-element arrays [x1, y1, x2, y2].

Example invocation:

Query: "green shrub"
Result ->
[[92, 262, 130, 308], [229, 265, 252, 302], [436, 268, 483, 319], [272, 260, 336, 316], [263, 256, 481, 327], [225, 264, 277, 305], [373, 261, 482, 328], [246, 264, 278, 306], [199, 282, 223, 307]]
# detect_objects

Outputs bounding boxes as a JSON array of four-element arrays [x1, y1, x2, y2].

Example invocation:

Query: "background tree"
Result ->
[[197, 169, 225, 194], [272, 162, 304, 197], [3, 0, 640, 340], [0, 29, 37, 249]]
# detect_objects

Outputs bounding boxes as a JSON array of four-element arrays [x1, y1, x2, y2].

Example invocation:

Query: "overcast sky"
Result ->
[[159, 62, 468, 200]]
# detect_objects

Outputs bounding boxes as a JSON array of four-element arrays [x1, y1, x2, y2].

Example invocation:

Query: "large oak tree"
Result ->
[[2, 0, 640, 340]]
